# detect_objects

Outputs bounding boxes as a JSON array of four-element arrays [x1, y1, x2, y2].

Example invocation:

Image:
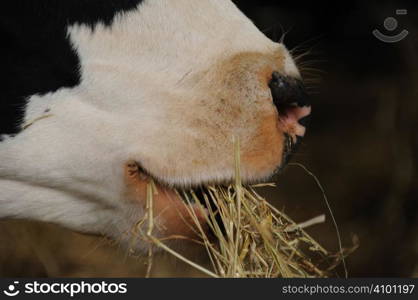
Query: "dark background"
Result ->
[[0, 0, 417, 277]]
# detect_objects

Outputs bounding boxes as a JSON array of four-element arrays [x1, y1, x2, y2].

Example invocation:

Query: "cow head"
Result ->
[[0, 0, 311, 252]]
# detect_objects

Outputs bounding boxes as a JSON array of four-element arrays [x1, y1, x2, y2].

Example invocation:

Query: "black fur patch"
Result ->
[[0, 0, 143, 135]]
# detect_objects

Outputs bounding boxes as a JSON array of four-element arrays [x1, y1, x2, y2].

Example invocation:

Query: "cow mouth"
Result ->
[[133, 163, 235, 217], [277, 103, 311, 165], [136, 163, 231, 204], [268, 72, 311, 157]]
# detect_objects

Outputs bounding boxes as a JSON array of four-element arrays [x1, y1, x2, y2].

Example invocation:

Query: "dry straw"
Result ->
[[134, 139, 353, 278]]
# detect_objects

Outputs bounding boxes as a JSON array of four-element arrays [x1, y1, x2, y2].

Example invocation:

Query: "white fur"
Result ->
[[0, 0, 300, 250]]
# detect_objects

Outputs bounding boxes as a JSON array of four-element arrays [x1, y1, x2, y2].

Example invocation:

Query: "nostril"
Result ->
[[268, 71, 310, 108]]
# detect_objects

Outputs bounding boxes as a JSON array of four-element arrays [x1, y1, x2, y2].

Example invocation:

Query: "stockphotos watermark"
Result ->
[[373, 9, 409, 43], [2, 280, 127, 297]]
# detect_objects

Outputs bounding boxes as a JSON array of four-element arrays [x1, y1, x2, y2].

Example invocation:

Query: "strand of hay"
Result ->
[[134, 140, 352, 278], [289, 162, 348, 278]]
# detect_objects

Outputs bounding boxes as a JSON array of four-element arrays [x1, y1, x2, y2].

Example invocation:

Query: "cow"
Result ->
[[0, 0, 311, 252]]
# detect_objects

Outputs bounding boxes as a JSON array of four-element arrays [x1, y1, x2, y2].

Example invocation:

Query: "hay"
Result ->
[[134, 140, 351, 278]]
